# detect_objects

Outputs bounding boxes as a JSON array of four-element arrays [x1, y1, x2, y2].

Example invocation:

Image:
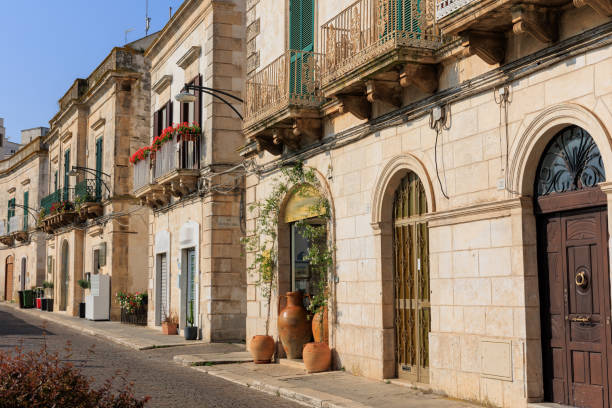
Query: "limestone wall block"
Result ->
[[485, 307, 514, 337]]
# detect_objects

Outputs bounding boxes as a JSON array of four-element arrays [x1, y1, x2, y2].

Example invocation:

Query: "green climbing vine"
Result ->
[[242, 162, 334, 337]]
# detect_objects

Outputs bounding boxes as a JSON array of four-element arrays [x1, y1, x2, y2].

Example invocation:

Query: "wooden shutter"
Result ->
[[166, 101, 173, 128], [95, 138, 103, 199], [194, 75, 202, 126], [160, 254, 168, 319], [23, 191, 28, 230], [289, 0, 314, 51], [153, 110, 159, 138], [63, 149, 70, 200], [98, 242, 107, 267]]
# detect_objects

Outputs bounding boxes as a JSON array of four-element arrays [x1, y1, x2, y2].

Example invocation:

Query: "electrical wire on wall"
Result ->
[[429, 105, 451, 199], [493, 85, 522, 196]]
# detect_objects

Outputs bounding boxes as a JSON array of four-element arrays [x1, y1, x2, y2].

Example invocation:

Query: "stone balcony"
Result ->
[[74, 179, 104, 220], [39, 189, 77, 233], [320, 0, 449, 119], [133, 134, 200, 208], [243, 50, 325, 155], [433, 0, 608, 64], [0, 220, 13, 246]]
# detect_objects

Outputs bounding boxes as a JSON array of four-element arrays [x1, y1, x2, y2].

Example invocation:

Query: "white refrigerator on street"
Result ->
[[85, 274, 110, 320]]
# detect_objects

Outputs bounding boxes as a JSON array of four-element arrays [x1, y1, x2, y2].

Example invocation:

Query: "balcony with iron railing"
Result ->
[[133, 133, 201, 208], [320, 0, 449, 116], [74, 179, 104, 219], [39, 189, 78, 233], [434, 0, 568, 65], [244, 49, 325, 155]]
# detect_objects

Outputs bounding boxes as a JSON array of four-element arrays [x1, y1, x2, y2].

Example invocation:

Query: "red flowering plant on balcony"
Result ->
[[116, 291, 148, 314], [151, 125, 175, 151], [129, 146, 152, 164], [49, 201, 74, 215], [175, 122, 201, 142]]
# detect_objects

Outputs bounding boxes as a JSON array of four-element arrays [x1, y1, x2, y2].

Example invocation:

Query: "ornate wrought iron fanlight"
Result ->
[[536, 126, 605, 197]]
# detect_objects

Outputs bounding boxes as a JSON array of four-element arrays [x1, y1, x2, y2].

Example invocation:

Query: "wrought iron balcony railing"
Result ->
[[0, 220, 6, 236], [244, 49, 324, 127], [133, 156, 152, 192], [40, 190, 63, 214], [8, 215, 23, 233], [74, 179, 102, 203], [435, 0, 476, 20], [321, 0, 446, 87], [154, 134, 200, 180]]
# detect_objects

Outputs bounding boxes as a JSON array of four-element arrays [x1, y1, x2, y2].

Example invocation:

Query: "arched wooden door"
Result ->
[[536, 126, 611, 408], [60, 241, 69, 311], [393, 172, 429, 382], [4, 256, 14, 301]]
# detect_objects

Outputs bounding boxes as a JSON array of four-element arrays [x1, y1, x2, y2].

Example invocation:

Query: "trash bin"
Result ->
[[22, 290, 34, 308], [17, 291, 24, 308]]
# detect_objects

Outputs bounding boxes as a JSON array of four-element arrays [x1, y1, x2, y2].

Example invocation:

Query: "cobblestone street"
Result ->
[[0, 304, 301, 408]]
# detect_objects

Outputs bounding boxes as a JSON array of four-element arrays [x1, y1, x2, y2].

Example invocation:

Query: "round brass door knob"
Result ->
[[575, 271, 588, 288]]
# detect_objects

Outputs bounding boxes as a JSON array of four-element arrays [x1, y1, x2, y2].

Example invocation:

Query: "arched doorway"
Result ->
[[60, 241, 69, 311], [536, 125, 610, 407], [392, 172, 429, 383], [4, 256, 14, 301], [20, 257, 26, 291]]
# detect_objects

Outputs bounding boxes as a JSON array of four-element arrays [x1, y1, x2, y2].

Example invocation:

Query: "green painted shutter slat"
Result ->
[[63, 149, 70, 201], [289, 0, 315, 96], [95, 138, 103, 199], [23, 191, 29, 230]]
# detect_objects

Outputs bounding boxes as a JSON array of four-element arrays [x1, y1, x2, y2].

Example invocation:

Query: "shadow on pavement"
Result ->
[[0, 310, 55, 336]]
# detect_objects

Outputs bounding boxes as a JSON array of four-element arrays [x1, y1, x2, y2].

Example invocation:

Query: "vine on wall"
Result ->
[[242, 162, 333, 336]]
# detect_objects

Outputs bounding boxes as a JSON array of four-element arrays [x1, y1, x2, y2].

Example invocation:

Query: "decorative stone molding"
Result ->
[[399, 63, 438, 93], [508, 103, 612, 197], [427, 197, 529, 227], [8, 187, 16, 194], [247, 51, 260, 76], [60, 131, 73, 143], [461, 31, 505, 65], [152, 75, 173, 94], [20, 178, 30, 186], [511, 5, 558, 43], [246, 19, 260, 41], [574, 0, 612, 16], [370, 154, 436, 230], [90, 118, 106, 130], [176, 46, 201, 69]]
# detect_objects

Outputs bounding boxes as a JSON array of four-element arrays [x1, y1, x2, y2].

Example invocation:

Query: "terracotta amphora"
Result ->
[[278, 291, 311, 359], [250, 335, 275, 364], [303, 342, 332, 373]]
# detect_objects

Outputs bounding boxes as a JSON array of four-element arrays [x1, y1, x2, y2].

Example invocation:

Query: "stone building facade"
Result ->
[[135, 0, 246, 341], [0, 137, 48, 302], [0, 118, 22, 159], [242, 0, 612, 407], [41, 45, 152, 319]]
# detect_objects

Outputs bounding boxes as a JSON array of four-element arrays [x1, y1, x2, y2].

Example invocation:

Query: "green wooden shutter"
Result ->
[[95, 138, 103, 199], [8, 198, 15, 220], [63, 149, 70, 201], [289, 0, 315, 96], [23, 191, 29, 230], [54, 170, 58, 192]]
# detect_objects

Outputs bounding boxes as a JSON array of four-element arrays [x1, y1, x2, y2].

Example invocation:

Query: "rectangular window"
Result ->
[[154, 101, 173, 138], [7, 198, 15, 220], [95, 137, 103, 199]]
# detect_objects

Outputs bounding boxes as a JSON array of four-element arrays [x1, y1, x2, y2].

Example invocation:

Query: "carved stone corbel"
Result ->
[[337, 95, 371, 120], [170, 181, 184, 198], [574, 0, 612, 16], [366, 80, 401, 107], [461, 32, 506, 65], [255, 136, 283, 156], [273, 128, 300, 151], [293, 118, 322, 146], [511, 5, 558, 43], [399, 63, 438, 94]]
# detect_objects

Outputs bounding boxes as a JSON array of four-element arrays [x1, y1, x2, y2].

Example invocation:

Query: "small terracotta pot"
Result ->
[[303, 342, 331, 373], [250, 335, 275, 364], [312, 307, 328, 344], [162, 322, 178, 335]]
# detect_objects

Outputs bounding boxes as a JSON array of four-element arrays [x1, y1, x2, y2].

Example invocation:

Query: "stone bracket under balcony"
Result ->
[[156, 169, 199, 198], [134, 184, 166, 209], [574, 0, 612, 16], [13, 231, 29, 243], [0, 234, 14, 246]]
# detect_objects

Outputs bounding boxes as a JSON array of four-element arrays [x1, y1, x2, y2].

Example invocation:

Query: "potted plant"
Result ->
[[77, 279, 89, 318], [184, 300, 198, 340], [161, 311, 178, 335], [42, 281, 54, 311]]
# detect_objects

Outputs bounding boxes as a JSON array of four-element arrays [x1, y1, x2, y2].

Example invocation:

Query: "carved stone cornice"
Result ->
[[399, 63, 438, 94], [152, 75, 173, 94], [91, 118, 106, 131], [461, 31, 506, 65], [574, 0, 612, 16], [176, 46, 201, 69], [511, 5, 558, 43]]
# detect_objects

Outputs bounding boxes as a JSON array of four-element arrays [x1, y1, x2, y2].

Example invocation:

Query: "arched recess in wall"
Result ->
[[154, 230, 170, 326], [276, 168, 336, 348], [20, 256, 26, 291], [4, 255, 14, 302], [60, 240, 69, 311], [370, 153, 435, 380], [509, 103, 612, 197]]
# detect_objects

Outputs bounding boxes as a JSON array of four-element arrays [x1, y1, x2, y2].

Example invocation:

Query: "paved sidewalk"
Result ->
[[1, 301, 218, 350], [188, 361, 479, 408]]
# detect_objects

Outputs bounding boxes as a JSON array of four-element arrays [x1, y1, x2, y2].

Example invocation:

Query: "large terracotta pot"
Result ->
[[162, 322, 178, 335], [312, 307, 328, 344], [278, 291, 311, 359], [250, 335, 275, 364], [303, 342, 332, 373]]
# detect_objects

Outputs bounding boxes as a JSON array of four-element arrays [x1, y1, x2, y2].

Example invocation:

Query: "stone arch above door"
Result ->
[[509, 103, 612, 197], [371, 154, 435, 232]]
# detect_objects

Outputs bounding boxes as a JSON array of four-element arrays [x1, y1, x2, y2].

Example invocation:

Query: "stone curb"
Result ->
[[3, 302, 197, 351], [191, 365, 373, 408]]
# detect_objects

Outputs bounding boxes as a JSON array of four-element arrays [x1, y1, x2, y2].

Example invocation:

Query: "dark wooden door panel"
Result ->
[[539, 207, 610, 408]]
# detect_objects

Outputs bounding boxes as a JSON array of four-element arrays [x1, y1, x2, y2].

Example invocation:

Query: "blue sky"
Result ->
[[0, 0, 183, 142]]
